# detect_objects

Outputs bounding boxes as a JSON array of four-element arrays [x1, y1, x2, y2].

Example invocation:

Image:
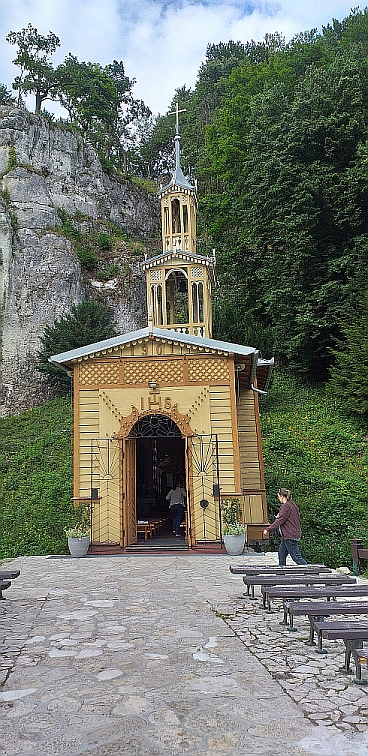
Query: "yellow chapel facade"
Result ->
[[51, 120, 273, 550]]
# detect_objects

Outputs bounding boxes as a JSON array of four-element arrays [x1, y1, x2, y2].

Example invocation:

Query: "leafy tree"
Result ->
[[329, 294, 368, 415], [56, 55, 151, 171], [0, 83, 15, 105], [138, 86, 193, 178], [6, 23, 60, 112], [37, 300, 117, 390]]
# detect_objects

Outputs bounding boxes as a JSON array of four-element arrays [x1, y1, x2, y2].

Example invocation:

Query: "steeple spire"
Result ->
[[167, 102, 194, 190]]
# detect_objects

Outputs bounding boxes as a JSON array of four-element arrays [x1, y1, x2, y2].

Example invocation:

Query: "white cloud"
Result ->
[[0, 0, 359, 115]]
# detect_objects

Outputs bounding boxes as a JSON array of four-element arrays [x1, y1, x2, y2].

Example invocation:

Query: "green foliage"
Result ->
[[75, 244, 98, 270], [329, 294, 368, 414], [7, 145, 17, 170], [64, 502, 91, 537], [56, 55, 151, 171], [10, 212, 18, 231], [221, 498, 245, 534], [141, 7, 368, 395], [36, 300, 117, 391], [128, 175, 157, 194], [98, 262, 121, 281], [0, 188, 10, 208], [260, 372, 368, 567], [56, 209, 98, 270], [0, 397, 74, 557], [6, 23, 60, 112], [0, 83, 15, 106], [97, 232, 113, 251]]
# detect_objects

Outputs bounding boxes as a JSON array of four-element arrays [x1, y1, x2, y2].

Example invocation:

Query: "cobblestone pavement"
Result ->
[[1, 553, 368, 756]]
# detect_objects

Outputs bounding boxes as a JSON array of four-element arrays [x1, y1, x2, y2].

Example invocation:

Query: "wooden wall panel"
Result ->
[[210, 386, 235, 493], [78, 390, 99, 499], [237, 390, 262, 490]]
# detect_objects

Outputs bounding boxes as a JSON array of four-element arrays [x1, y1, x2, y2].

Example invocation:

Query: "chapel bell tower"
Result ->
[[142, 103, 215, 338]]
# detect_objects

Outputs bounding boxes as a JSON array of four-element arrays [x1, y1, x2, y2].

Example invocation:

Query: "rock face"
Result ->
[[0, 107, 159, 416]]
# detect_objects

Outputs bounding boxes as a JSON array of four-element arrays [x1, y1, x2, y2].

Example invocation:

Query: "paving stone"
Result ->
[[2, 553, 368, 755]]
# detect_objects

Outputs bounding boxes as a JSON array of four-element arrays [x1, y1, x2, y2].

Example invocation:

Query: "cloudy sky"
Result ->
[[0, 1, 360, 116]]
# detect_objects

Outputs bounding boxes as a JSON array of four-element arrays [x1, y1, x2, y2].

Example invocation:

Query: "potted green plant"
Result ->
[[221, 498, 246, 556], [65, 502, 91, 557]]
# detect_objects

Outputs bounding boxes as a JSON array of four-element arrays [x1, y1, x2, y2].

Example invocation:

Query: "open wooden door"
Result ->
[[122, 437, 137, 546]]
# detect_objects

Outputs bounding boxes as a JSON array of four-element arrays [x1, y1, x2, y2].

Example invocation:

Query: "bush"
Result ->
[[260, 372, 368, 567], [97, 232, 113, 251], [7, 145, 17, 170], [37, 300, 117, 390], [0, 398, 74, 557], [76, 244, 98, 269]]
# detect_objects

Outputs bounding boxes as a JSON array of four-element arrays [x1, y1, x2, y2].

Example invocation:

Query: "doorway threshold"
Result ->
[[125, 544, 189, 552]]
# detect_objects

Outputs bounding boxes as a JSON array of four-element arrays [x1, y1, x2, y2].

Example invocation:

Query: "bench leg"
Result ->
[[287, 613, 298, 632], [316, 629, 328, 654], [306, 618, 315, 646], [313, 616, 329, 652], [339, 640, 359, 675], [352, 645, 368, 685], [279, 606, 288, 625], [265, 595, 274, 612]]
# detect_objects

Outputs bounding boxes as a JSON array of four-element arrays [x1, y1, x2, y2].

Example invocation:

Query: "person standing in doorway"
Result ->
[[263, 488, 307, 565], [166, 481, 186, 537]]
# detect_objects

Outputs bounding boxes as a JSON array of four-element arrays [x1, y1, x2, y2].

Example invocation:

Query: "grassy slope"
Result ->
[[260, 373, 368, 567], [1, 375, 367, 565]]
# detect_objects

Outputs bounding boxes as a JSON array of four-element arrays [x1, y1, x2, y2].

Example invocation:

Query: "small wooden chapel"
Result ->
[[51, 111, 273, 551]]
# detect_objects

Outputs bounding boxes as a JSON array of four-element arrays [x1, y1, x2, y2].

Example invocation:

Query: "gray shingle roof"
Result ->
[[49, 327, 258, 365]]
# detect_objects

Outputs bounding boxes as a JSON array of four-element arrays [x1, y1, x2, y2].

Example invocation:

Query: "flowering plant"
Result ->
[[222, 522, 246, 535], [65, 502, 91, 539], [221, 498, 246, 534], [64, 526, 90, 539]]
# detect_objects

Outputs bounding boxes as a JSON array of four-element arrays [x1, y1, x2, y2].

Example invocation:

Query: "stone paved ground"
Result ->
[[1, 553, 368, 756]]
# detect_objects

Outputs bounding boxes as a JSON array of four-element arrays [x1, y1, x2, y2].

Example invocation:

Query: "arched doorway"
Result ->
[[128, 415, 186, 545]]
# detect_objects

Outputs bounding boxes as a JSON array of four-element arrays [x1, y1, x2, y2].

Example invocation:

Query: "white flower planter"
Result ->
[[67, 535, 90, 558], [223, 533, 246, 556]]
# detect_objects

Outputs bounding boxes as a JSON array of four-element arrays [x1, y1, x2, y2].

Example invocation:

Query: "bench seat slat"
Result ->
[[262, 584, 368, 612], [0, 570, 20, 580], [242, 574, 355, 599], [284, 600, 368, 639], [230, 564, 329, 575]]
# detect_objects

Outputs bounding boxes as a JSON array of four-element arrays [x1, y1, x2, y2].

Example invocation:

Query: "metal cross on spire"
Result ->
[[168, 101, 186, 134], [168, 102, 186, 172]]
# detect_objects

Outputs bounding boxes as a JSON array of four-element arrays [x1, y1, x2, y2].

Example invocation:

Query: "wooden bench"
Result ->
[[261, 583, 368, 613], [230, 564, 329, 575], [352, 538, 368, 575], [0, 580, 11, 599], [312, 621, 368, 672], [0, 570, 21, 579], [136, 522, 155, 541], [283, 600, 368, 642], [352, 648, 368, 685], [242, 573, 355, 600], [0, 570, 20, 599]]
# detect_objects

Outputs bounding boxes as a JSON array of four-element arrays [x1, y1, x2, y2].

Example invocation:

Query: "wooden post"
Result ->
[[352, 538, 364, 576]]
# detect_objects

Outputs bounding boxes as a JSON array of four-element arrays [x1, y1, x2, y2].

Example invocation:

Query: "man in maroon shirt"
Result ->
[[263, 488, 307, 565]]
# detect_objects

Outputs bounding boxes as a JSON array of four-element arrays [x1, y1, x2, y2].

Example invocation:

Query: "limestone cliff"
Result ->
[[0, 107, 159, 416]]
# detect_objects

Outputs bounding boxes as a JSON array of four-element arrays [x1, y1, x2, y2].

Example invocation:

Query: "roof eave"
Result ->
[[49, 327, 258, 366]]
